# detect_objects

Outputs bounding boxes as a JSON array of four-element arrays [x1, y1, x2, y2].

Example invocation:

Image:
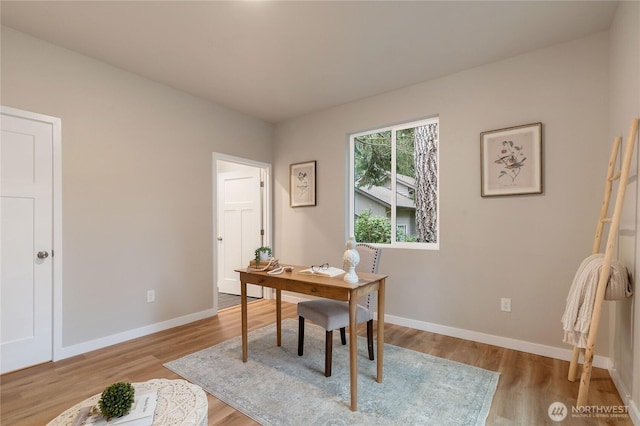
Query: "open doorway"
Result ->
[[212, 153, 271, 311]]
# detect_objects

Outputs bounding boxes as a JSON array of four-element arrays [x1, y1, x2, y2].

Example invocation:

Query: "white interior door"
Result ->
[[1, 109, 54, 373], [217, 165, 263, 298]]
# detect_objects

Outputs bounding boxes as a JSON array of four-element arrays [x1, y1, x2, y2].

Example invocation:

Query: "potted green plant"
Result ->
[[98, 382, 135, 420], [254, 246, 272, 263]]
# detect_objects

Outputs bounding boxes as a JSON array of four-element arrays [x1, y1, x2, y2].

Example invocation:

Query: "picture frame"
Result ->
[[480, 123, 542, 197], [290, 160, 316, 207]]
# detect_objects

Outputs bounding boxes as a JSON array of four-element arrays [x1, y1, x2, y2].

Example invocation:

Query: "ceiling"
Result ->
[[1, 1, 618, 123]]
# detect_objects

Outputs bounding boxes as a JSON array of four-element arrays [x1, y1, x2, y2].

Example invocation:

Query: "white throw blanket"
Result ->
[[561, 254, 630, 348]]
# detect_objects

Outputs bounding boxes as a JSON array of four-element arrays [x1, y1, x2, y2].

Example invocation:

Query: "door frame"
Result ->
[[1, 105, 63, 362], [212, 153, 272, 312]]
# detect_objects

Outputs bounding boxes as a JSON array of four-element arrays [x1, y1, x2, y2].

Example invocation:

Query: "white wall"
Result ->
[[608, 1, 640, 421], [274, 33, 612, 359], [0, 27, 273, 349]]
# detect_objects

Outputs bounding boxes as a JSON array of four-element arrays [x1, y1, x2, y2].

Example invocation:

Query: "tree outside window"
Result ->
[[350, 117, 438, 249]]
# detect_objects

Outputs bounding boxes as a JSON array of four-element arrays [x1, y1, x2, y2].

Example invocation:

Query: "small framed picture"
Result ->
[[480, 123, 542, 197], [290, 160, 316, 207]]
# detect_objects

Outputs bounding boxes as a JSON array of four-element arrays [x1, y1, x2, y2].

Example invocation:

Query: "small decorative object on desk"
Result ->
[[249, 247, 278, 271], [249, 258, 279, 271], [343, 235, 360, 283], [254, 246, 272, 263]]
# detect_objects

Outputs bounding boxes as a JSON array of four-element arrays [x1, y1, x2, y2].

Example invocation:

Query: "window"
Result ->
[[349, 117, 439, 249]]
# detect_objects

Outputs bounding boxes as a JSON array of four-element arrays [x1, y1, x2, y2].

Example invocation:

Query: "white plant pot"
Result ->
[[259, 252, 270, 261]]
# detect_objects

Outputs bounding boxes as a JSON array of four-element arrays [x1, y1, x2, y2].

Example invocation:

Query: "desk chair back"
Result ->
[[352, 243, 382, 320], [297, 243, 382, 377]]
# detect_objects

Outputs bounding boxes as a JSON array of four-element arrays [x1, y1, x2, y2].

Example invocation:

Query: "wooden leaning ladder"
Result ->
[[567, 118, 639, 406]]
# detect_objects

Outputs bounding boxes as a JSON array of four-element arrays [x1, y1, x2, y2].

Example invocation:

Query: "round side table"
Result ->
[[47, 379, 208, 426]]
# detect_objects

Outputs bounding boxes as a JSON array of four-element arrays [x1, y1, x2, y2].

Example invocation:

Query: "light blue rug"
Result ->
[[164, 319, 499, 425]]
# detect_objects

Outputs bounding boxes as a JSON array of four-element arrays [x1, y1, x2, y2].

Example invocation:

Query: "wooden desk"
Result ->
[[236, 266, 387, 411]]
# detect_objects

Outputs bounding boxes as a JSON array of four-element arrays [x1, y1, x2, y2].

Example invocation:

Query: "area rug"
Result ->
[[164, 319, 499, 425]]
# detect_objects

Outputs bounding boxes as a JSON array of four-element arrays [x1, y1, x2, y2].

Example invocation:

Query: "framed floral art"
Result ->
[[290, 160, 316, 207], [480, 123, 542, 197]]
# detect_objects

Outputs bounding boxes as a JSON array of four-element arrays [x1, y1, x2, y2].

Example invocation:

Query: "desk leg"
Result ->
[[349, 292, 358, 411], [276, 289, 282, 347], [241, 280, 248, 362], [377, 278, 385, 383]]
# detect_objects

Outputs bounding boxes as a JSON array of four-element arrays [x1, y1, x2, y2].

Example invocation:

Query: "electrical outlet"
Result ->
[[147, 290, 155, 303], [500, 297, 511, 312]]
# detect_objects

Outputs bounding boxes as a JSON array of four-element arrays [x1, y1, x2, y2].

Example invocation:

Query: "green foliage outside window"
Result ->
[[396, 227, 417, 242], [354, 130, 415, 189], [354, 209, 391, 244]]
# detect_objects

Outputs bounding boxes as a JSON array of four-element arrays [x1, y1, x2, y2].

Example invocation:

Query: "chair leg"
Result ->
[[325, 330, 333, 377], [340, 327, 346, 345], [367, 320, 374, 361], [298, 316, 305, 356]]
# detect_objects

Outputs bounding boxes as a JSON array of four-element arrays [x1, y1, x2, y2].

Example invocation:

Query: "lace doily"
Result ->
[[47, 379, 207, 426]]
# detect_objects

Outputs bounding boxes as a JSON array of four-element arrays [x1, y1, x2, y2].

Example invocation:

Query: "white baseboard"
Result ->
[[629, 400, 640, 426], [609, 366, 640, 425], [385, 313, 611, 369], [281, 293, 610, 368], [53, 308, 217, 361]]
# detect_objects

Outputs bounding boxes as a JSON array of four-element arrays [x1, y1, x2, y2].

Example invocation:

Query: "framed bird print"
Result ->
[[480, 123, 542, 197]]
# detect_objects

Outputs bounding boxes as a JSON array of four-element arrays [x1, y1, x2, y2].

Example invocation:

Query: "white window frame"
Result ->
[[348, 117, 439, 250]]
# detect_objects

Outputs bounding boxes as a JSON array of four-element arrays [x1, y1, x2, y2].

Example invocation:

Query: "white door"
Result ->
[[217, 166, 263, 298], [1, 109, 54, 373]]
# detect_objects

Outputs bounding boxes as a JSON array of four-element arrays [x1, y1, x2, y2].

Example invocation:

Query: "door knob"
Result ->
[[37, 251, 49, 259], [217, 237, 223, 241]]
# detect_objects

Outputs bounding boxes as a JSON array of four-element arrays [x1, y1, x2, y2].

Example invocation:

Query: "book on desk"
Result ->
[[297, 266, 345, 278], [248, 258, 279, 272]]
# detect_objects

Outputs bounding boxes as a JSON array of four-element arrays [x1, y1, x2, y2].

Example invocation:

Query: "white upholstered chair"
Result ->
[[297, 243, 382, 377]]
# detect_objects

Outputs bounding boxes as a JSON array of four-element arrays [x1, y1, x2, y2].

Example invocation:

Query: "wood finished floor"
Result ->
[[218, 293, 259, 310], [0, 300, 630, 425]]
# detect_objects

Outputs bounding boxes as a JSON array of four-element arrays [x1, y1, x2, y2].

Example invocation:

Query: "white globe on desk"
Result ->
[[343, 236, 360, 283]]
